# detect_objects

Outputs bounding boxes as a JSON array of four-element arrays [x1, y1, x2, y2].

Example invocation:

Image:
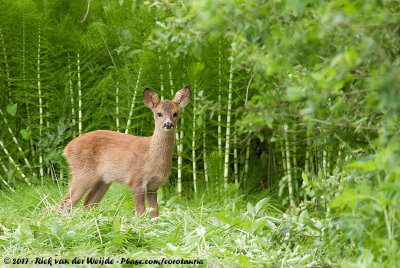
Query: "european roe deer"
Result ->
[[60, 86, 190, 218]]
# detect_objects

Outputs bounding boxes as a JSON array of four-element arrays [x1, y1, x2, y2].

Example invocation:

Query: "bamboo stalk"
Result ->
[[200, 88, 208, 183], [272, 141, 277, 185], [177, 69, 185, 194], [244, 138, 251, 181], [68, 56, 76, 137], [125, 66, 142, 134], [77, 51, 83, 136], [37, 24, 44, 180], [292, 126, 298, 192], [167, 54, 182, 194], [326, 142, 330, 176], [280, 136, 287, 179], [177, 117, 183, 194], [202, 118, 208, 183], [192, 80, 197, 193], [267, 141, 271, 188], [315, 145, 319, 174], [322, 145, 327, 176], [304, 128, 311, 173], [233, 125, 238, 185], [223, 53, 234, 188], [284, 124, 295, 208], [46, 101, 50, 130], [158, 48, 164, 100], [0, 140, 30, 185], [217, 40, 223, 157]]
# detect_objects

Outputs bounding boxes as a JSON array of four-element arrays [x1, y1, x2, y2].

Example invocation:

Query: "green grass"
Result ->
[[0, 180, 334, 267]]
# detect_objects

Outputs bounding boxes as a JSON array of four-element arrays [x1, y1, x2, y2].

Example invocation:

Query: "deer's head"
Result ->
[[143, 86, 190, 134]]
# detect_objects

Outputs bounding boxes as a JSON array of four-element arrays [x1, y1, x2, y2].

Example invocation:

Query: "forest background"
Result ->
[[0, 0, 399, 266]]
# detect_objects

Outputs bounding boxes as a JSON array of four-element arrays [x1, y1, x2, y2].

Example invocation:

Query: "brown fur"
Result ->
[[60, 86, 190, 218]]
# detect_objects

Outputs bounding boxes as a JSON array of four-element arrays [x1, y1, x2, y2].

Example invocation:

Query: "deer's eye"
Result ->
[[157, 112, 163, 117], [173, 112, 178, 118]]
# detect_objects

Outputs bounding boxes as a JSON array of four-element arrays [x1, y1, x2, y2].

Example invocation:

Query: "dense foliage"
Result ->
[[0, 0, 399, 266]]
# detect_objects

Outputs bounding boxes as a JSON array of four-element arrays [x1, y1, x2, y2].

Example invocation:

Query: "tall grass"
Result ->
[[0, 179, 328, 266]]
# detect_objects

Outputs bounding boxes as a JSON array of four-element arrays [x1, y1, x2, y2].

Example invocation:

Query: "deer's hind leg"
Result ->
[[82, 181, 111, 208], [59, 170, 99, 211]]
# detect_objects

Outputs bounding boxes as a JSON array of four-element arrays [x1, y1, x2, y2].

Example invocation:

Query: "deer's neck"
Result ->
[[149, 129, 175, 160]]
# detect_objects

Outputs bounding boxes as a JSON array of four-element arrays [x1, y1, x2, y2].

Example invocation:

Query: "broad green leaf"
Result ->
[[255, 198, 268, 214], [243, 218, 252, 232], [252, 216, 268, 231], [265, 219, 276, 229], [196, 115, 203, 126], [20, 129, 30, 140], [237, 255, 252, 266], [126, 49, 143, 58], [247, 202, 254, 217], [6, 103, 17, 116]]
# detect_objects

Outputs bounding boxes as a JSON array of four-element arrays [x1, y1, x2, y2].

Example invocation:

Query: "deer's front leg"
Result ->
[[147, 191, 159, 218], [132, 188, 145, 217]]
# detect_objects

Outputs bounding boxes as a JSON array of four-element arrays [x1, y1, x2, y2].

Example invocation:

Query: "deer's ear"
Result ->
[[173, 85, 191, 108], [143, 88, 160, 109]]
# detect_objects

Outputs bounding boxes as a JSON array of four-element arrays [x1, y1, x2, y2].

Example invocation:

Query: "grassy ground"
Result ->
[[0, 180, 331, 267]]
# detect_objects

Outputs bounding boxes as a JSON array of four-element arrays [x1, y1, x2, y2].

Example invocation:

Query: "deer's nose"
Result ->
[[163, 122, 174, 129]]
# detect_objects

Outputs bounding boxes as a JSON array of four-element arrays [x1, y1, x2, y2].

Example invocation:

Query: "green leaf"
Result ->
[[243, 218, 252, 232], [286, 257, 301, 264], [302, 172, 309, 185], [255, 198, 268, 214], [126, 49, 143, 59], [252, 216, 268, 231], [265, 219, 276, 228], [20, 129, 30, 140], [331, 188, 369, 209], [247, 202, 254, 217], [299, 254, 312, 265], [7, 103, 17, 116], [196, 115, 203, 126], [237, 255, 252, 266]]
